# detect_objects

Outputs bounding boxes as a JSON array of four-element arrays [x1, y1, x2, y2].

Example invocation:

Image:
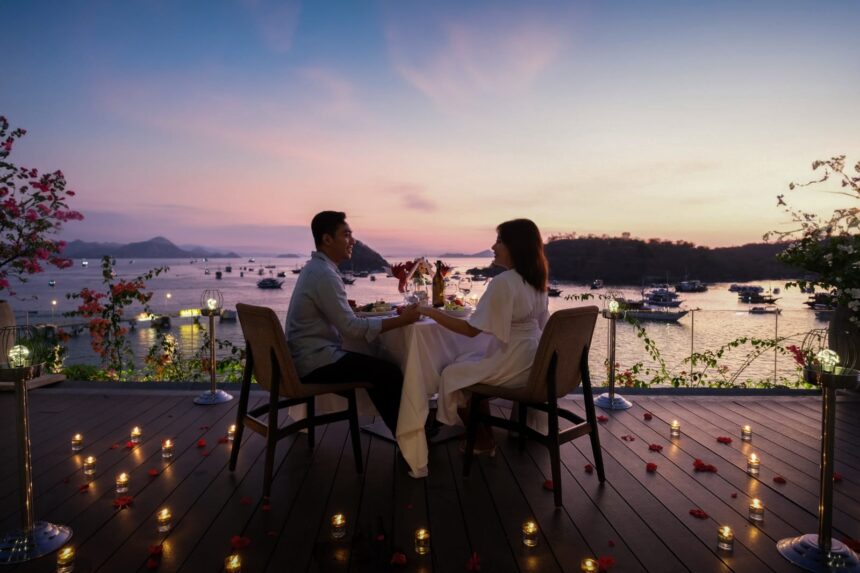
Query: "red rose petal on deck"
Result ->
[[200, 450, 210, 457], [689, 508, 709, 519], [218, 436, 229, 444], [390, 552, 407, 566], [375, 533, 385, 542], [585, 464, 594, 474], [693, 459, 718, 473], [731, 492, 738, 499], [834, 472, 843, 483], [197, 438, 206, 448], [648, 444, 663, 452], [646, 463, 658, 473], [773, 475, 787, 484], [466, 551, 481, 572], [145, 557, 159, 569], [113, 495, 134, 508], [148, 544, 163, 556], [78, 484, 90, 493], [262, 503, 272, 512], [597, 415, 609, 423], [125, 441, 136, 449], [716, 436, 733, 445], [240, 496, 253, 506], [598, 555, 616, 570], [643, 413, 653, 421], [110, 443, 120, 450], [147, 468, 160, 477], [230, 535, 251, 549], [543, 479, 554, 491]]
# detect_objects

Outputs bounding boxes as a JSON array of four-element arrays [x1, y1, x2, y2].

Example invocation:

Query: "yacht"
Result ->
[[81, 260, 88, 267], [643, 288, 683, 307], [626, 306, 688, 322], [676, 280, 707, 293], [749, 305, 781, 315], [590, 279, 604, 290], [256, 278, 283, 289]]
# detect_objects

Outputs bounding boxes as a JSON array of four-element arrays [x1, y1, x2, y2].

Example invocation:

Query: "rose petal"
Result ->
[[598, 555, 616, 570], [230, 535, 251, 549], [375, 533, 385, 542], [731, 492, 738, 499], [693, 459, 718, 473], [113, 495, 134, 508], [467, 551, 481, 572], [199, 425, 210, 430], [197, 438, 206, 448], [110, 443, 120, 450], [834, 472, 843, 483], [240, 496, 253, 506], [608, 539, 615, 547], [597, 415, 609, 423], [125, 441, 136, 449], [405, 503, 413, 510], [262, 504, 272, 512], [689, 508, 709, 519], [648, 444, 663, 452], [716, 436, 733, 445], [200, 450, 210, 457], [773, 475, 787, 484], [218, 436, 229, 444], [148, 544, 163, 556], [643, 413, 653, 421], [78, 484, 90, 493], [543, 479, 554, 491], [585, 464, 594, 474], [147, 468, 159, 477], [390, 552, 407, 566], [145, 557, 159, 569], [63, 477, 70, 484], [646, 463, 658, 473]]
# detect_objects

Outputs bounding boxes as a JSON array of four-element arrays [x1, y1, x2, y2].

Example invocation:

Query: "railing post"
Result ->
[[774, 311, 779, 385]]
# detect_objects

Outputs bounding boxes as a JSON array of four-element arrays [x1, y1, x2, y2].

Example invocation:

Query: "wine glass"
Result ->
[[403, 281, 419, 305], [458, 277, 472, 296]]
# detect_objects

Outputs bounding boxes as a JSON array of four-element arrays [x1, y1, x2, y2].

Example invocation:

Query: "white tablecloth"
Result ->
[[290, 317, 491, 475]]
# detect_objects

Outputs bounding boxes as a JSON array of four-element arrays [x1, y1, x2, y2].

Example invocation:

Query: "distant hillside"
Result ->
[[439, 249, 493, 258], [541, 238, 799, 284], [338, 240, 389, 273], [64, 237, 238, 259], [276, 253, 302, 258]]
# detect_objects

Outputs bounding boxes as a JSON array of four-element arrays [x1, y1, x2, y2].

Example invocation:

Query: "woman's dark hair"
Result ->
[[496, 218, 548, 292], [311, 211, 347, 247]]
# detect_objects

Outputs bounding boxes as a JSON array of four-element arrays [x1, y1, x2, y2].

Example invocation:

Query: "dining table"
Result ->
[[289, 313, 492, 477]]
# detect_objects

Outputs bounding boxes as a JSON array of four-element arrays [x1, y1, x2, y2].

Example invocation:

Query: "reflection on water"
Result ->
[[9, 257, 827, 385]]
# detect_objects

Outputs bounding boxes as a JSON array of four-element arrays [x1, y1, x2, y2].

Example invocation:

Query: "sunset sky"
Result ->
[[3, 1, 859, 255]]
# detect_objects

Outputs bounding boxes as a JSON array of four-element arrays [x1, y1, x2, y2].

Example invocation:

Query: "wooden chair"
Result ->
[[230, 303, 369, 499], [463, 306, 604, 507]]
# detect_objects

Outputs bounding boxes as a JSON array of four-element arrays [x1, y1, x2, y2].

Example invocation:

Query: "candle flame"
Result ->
[[750, 453, 758, 462], [752, 498, 762, 508]]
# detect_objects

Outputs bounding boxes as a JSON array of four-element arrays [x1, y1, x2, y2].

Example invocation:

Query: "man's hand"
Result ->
[[398, 304, 421, 324]]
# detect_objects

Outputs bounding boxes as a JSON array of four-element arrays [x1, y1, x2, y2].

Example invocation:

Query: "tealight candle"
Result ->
[[717, 526, 734, 552], [82, 456, 96, 478], [156, 508, 172, 533], [228, 424, 236, 443], [224, 553, 242, 573], [56, 545, 75, 573], [116, 472, 129, 494], [162, 439, 174, 460], [581, 558, 599, 573], [331, 513, 346, 539], [130, 426, 142, 444], [747, 453, 760, 476], [670, 420, 681, 439], [71, 433, 83, 452], [521, 520, 539, 547], [414, 528, 430, 555], [741, 425, 752, 442], [749, 498, 765, 523]]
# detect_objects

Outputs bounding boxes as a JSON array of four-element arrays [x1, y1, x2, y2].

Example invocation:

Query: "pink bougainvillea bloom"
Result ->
[[597, 415, 609, 423], [773, 476, 787, 484], [643, 412, 653, 421], [689, 508, 709, 519], [648, 444, 663, 452], [542, 479, 554, 491], [716, 436, 733, 445], [646, 463, 658, 473]]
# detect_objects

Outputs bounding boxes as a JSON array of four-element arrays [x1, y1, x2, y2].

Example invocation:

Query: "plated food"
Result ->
[[353, 300, 397, 317], [442, 299, 472, 317]]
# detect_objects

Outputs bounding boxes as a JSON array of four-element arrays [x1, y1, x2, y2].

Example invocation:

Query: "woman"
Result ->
[[419, 218, 549, 453]]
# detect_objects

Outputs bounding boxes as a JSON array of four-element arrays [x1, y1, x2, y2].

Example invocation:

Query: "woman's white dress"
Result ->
[[436, 269, 549, 425]]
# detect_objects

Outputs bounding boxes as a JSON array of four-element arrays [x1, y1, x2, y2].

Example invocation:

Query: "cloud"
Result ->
[[384, 4, 572, 107], [241, 0, 302, 53], [387, 184, 437, 212]]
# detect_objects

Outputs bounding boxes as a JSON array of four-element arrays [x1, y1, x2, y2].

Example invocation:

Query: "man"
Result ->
[[286, 211, 420, 434]]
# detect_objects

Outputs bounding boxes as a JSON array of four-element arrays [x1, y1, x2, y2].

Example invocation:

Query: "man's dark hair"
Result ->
[[311, 211, 347, 247]]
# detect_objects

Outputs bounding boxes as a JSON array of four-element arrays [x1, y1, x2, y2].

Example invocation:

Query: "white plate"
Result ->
[[356, 309, 396, 317], [442, 307, 472, 317]]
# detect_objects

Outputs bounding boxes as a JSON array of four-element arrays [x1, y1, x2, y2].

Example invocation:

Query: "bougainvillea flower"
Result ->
[[716, 436, 733, 445], [773, 475, 787, 484], [543, 479, 554, 491], [390, 552, 407, 566], [585, 464, 594, 474], [646, 463, 658, 473], [643, 413, 653, 421], [689, 508, 709, 519], [648, 444, 663, 452], [230, 535, 251, 549], [693, 459, 718, 473], [113, 495, 134, 508]]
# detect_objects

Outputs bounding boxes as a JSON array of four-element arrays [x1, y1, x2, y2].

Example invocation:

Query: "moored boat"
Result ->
[[749, 305, 781, 314], [256, 278, 283, 289]]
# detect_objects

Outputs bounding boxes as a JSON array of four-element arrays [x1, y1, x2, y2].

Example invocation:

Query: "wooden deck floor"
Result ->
[[1, 387, 858, 572]]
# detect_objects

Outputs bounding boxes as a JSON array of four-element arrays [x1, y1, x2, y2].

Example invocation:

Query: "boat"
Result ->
[[644, 288, 683, 307], [749, 305, 781, 314], [225, 265, 232, 273], [204, 268, 210, 275], [129, 259, 135, 264], [81, 260, 88, 267], [804, 292, 835, 309], [625, 307, 688, 322], [248, 258, 256, 263], [276, 271, 286, 278], [356, 270, 369, 278], [258, 268, 264, 276], [256, 278, 284, 289], [341, 274, 356, 285], [548, 286, 563, 297], [219, 309, 237, 321], [590, 279, 604, 290], [291, 265, 303, 274], [48, 280, 56, 287], [739, 292, 778, 304], [215, 271, 222, 279], [676, 280, 708, 293], [264, 265, 276, 269], [370, 275, 377, 282]]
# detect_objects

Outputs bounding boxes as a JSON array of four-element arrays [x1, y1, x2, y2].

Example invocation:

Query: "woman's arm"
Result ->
[[419, 307, 482, 337]]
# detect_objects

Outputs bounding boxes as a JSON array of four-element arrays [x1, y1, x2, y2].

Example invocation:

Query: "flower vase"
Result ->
[[829, 304, 860, 375]]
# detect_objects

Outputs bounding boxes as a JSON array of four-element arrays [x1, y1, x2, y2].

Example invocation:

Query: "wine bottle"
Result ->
[[432, 260, 445, 307]]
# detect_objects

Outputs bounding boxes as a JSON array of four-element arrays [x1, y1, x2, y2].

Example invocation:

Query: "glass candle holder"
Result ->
[[414, 528, 430, 555], [130, 426, 142, 444], [156, 508, 172, 533], [116, 472, 129, 494], [670, 420, 681, 439], [71, 433, 83, 452], [581, 558, 599, 573], [747, 453, 760, 476], [82, 456, 96, 478], [741, 425, 752, 442], [56, 545, 75, 573], [162, 439, 175, 460], [224, 553, 242, 573], [228, 424, 236, 443], [717, 526, 734, 552], [331, 513, 346, 539], [749, 498, 765, 523], [521, 520, 539, 547]]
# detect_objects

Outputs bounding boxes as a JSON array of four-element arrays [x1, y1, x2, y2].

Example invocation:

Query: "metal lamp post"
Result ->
[[595, 299, 632, 410], [777, 351, 860, 572], [0, 343, 72, 564], [194, 289, 233, 405]]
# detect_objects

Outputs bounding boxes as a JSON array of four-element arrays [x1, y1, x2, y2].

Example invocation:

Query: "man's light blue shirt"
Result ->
[[286, 251, 383, 377]]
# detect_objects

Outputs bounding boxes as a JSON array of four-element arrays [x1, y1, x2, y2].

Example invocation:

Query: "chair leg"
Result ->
[[229, 351, 254, 472], [548, 400, 562, 507], [263, 430, 276, 500], [347, 391, 364, 474], [518, 402, 528, 452], [307, 396, 315, 449], [590, 425, 606, 483], [462, 393, 482, 477]]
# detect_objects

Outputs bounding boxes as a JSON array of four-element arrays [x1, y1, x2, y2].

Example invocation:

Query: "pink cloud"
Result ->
[[241, 0, 302, 53]]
